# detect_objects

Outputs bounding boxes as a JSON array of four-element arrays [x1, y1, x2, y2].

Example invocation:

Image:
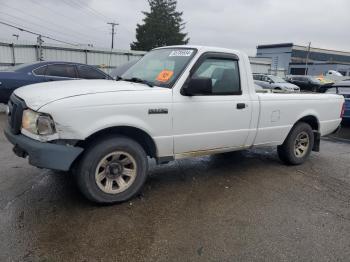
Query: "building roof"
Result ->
[[257, 43, 294, 49], [257, 43, 350, 57], [293, 45, 350, 56]]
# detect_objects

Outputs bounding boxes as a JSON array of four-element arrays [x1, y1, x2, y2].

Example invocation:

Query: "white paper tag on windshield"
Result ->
[[169, 50, 193, 57]]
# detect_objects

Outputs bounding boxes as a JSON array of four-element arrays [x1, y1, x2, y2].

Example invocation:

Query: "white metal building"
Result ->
[[0, 39, 145, 73], [0, 39, 272, 75]]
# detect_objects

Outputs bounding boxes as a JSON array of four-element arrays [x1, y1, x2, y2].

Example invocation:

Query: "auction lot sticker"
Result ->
[[156, 70, 174, 82], [169, 50, 193, 57]]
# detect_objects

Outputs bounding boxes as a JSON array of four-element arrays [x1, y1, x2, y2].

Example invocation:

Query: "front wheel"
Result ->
[[76, 136, 148, 204], [277, 122, 314, 165]]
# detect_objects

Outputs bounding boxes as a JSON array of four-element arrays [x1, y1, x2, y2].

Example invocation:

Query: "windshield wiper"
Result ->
[[117, 76, 153, 87]]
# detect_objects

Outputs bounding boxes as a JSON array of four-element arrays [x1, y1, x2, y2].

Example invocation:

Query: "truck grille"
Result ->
[[8, 94, 26, 135]]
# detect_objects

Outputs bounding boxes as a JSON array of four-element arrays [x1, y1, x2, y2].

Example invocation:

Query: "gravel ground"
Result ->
[[0, 113, 349, 262]]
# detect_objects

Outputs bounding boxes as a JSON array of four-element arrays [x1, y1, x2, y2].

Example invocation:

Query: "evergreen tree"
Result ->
[[131, 0, 189, 51]]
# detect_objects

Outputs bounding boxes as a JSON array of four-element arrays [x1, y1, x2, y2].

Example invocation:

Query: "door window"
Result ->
[[78, 65, 107, 79], [262, 76, 270, 82], [192, 58, 241, 95], [33, 66, 47, 75], [253, 74, 262, 80], [46, 64, 77, 78]]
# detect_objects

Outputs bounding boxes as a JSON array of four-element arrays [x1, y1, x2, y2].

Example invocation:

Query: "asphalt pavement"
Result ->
[[0, 113, 350, 262]]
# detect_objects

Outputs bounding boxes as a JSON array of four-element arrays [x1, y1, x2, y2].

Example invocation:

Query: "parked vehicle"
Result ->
[[286, 75, 333, 93], [325, 70, 348, 82], [326, 80, 350, 120], [0, 61, 112, 103], [5, 46, 344, 204], [315, 76, 334, 85], [253, 74, 300, 92]]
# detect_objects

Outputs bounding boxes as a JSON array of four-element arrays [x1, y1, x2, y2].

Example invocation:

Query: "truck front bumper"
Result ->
[[4, 127, 83, 171]]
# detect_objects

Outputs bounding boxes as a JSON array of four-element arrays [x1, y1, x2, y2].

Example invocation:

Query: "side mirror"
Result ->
[[182, 77, 212, 96]]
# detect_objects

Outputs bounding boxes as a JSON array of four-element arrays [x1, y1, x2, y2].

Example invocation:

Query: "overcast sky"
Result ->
[[0, 0, 349, 56]]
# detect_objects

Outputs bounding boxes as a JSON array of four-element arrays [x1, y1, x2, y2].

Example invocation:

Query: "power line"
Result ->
[[60, 0, 109, 23], [107, 22, 119, 49], [1, 2, 95, 44], [0, 12, 86, 45], [51, 0, 121, 50], [72, 0, 112, 21], [0, 20, 80, 46], [28, 0, 107, 34]]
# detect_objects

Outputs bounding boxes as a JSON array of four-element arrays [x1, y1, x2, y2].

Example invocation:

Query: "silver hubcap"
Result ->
[[95, 151, 137, 194], [294, 131, 309, 158]]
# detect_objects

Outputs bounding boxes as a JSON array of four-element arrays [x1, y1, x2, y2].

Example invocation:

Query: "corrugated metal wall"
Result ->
[[0, 40, 145, 73], [0, 39, 272, 74]]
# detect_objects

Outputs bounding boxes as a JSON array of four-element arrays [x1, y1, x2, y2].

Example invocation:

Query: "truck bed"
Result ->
[[253, 92, 343, 146]]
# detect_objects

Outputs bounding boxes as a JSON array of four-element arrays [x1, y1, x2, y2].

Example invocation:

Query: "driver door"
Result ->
[[172, 53, 252, 155]]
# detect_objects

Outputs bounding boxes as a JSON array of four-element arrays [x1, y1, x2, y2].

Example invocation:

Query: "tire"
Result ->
[[76, 135, 148, 204], [277, 122, 314, 165]]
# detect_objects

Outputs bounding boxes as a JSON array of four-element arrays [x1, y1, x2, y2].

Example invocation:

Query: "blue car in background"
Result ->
[[326, 80, 350, 121], [0, 61, 112, 103]]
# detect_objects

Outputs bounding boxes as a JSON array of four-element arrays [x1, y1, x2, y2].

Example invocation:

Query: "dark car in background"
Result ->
[[326, 80, 350, 121], [286, 75, 333, 93], [0, 61, 112, 103]]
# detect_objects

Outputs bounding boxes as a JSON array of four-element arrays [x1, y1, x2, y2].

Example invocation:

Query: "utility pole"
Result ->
[[37, 35, 44, 61], [107, 22, 118, 49], [305, 42, 311, 75]]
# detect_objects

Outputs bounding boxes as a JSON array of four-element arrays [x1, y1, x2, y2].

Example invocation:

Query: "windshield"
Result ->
[[269, 75, 287, 83], [121, 48, 197, 88]]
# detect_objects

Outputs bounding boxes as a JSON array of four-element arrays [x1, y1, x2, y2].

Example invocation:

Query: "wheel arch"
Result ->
[[77, 126, 158, 159], [295, 114, 320, 131], [289, 114, 320, 152]]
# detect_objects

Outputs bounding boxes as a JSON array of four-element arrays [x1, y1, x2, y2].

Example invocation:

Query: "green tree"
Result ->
[[131, 0, 189, 51]]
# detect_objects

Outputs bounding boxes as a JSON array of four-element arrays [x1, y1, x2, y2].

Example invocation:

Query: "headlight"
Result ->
[[22, 109, 56, 136]]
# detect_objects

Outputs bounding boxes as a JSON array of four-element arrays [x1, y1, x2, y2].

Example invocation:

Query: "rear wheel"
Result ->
[[277, 122, 314, 165], [76, 136, 148, 204]]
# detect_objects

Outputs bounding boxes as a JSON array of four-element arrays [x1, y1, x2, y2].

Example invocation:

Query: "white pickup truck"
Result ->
[[5, 46, 345, 204]]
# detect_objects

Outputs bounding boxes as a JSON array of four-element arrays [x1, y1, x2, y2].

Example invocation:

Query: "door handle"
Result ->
[[236, 103, 246, 109]]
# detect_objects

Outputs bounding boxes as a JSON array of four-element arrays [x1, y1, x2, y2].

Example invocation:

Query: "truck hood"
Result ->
[[14, 79, 158, 110]]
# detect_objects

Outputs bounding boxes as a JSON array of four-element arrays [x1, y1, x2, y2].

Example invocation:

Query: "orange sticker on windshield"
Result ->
[[156, 70, 174, 83]]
